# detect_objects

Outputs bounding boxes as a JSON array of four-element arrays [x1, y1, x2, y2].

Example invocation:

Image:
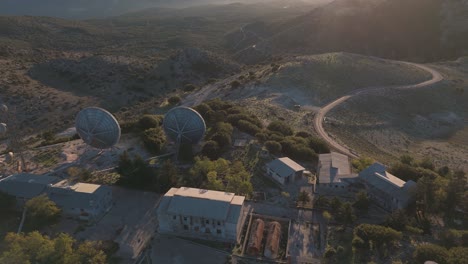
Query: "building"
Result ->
[[317, 152, 357, 189], [0, 173, 60, 205], [157, 187, 247, 242], [47, 180, 113, 221], [0, 173, 113, 220], [266, 157, 305, 185], [359, 163, 416, 211]]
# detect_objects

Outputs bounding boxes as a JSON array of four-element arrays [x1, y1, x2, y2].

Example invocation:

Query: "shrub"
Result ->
[[267, 120, 293, 136], [194, 103, 212, 117], [231, 80, 241, 88], [201, 140, 221, 160], [183, 83, 198, 92], [168, 95, 181, 105], [265, 141, 282, 154], [138, 114, 163, 130], [413, 244, 448, 264], [142, 127, 166, 154], [237, 120, 262, 135]]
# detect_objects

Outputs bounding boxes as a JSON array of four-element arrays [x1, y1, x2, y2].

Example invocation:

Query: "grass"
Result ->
[[33, 148, 61, 167]]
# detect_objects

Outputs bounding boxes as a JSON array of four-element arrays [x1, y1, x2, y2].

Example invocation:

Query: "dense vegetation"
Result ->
[[0, 232, 107, 264]]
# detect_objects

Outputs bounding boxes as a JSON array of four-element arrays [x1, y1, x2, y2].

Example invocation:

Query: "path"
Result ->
[[313, 62, 443, 158]]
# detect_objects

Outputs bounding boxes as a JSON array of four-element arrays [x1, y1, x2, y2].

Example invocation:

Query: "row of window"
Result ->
[[183, 225, 222, 234], [173, 215, 222, 226]]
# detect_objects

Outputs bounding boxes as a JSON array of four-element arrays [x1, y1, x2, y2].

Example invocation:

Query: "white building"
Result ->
[[359, 163, 416, 211], [266, 157, 305, 185], [317, 152, 357, 189], [157, 187, 247, 243]]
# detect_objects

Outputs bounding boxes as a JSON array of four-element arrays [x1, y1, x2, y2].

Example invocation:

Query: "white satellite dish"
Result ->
[[75, 107, 121, 149]]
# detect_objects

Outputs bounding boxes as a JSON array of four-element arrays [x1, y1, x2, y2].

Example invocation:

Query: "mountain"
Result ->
[[0, 0, 330, 19], [257, 0, 468, 62]]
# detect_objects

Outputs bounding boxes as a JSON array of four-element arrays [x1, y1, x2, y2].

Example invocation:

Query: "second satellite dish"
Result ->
[[163, 107, 206, 145], [75, 107, 121, 149]]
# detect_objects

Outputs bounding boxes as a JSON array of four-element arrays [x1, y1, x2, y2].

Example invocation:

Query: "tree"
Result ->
[[399, 154, 414, 165], [352, 157, 374, 172], [336, 202, 356, 225], [201, 140, 221, 160], [419, 157, 435, 171], [138, 115, 163, 130], [168, 95, 181, 105], [265, 141, 282, 154], [413, 244, 448, 264], [298, 191, 310, 203], [448, 247, 468, 264], [267, 120, 293, 136], [353, 191, 370, 215], [0, 191, 16, 213], [117, 153, 154, 190], [157, 160, 178, 192], [0, 232, 107, 264], [142, 127, 166, 154], [25, 194, 61, 230]]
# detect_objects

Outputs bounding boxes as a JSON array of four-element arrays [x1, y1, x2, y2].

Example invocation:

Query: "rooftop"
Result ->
[[267, 157, 305, 178], [161, 187, 245, 221], [52, 180, 102, 194], [359, 163, 414, 196], [318, 152, 354, 184]]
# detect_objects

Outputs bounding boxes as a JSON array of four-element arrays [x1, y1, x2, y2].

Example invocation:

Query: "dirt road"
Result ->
[[313, 62, 443, 158]]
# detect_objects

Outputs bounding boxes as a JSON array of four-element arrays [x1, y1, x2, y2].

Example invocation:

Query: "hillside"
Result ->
[[257, 0, 468, 62], [324, 57, 468, 170]]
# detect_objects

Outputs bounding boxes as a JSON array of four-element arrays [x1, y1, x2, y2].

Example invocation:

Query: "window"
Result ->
[[184, 225, 188, 230], [205, 228, 211, 234], [217, 229, 222, 234], [173, 216, 176, 220], [206, 220, 209, 224], [194, 226, 199, 232], [184, 217, 187, 221], [217, 221, 221, 226]]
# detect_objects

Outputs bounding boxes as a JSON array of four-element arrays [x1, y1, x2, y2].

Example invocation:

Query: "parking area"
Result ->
[[149, 234, 229, 264], [287, 222, 321, 263]]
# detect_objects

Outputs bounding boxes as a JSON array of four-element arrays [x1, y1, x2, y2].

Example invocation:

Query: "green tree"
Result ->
[[413, 244, 448, 264], [168, 95, 181, 105], [158, 160, 178, 192], [142, 127, 166, 154], [138, 114, 163, 130], [399, 154, 414, 165], [353, 191, 370, 215], [0, 232, 107, 264], [448, 247, 468, 264], [206, 171, 224, 191], [25, 195, 61, 230], [352, 157, 374, 172], [264, 141, 282, 154], [267, 120, 293, 136], [322, 211, 332, 223], [201, 140, 221, 160]]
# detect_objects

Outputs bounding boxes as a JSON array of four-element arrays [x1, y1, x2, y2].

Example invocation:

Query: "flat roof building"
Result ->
[[318, 152, 357, 188], [157, 187, 247, 243], [0, 173, 60, 203], [47, 180, 113, 221]]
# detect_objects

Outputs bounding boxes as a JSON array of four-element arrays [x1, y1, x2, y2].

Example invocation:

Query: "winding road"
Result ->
[[313, 62, 444, 158]]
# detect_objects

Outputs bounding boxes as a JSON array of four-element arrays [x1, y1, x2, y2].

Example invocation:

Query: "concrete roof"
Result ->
[[267, 157, 305, 178], [0, 173, 60, 199], [318, 152, 354, 184], [48, 180, 110, 210], [162, 187, 245, 221]]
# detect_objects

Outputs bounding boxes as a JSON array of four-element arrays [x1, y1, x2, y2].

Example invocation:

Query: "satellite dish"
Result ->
[[75, 107, 121, 149], [163, 107, 206, 145], [0, 123, 6, 135]]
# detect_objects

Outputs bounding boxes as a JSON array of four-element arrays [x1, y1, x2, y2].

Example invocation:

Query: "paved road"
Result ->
[[313, 62, 444, 158]]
